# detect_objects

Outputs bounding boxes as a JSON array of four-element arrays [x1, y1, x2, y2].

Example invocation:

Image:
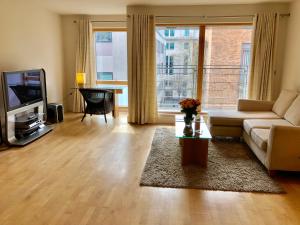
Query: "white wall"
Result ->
[[281, 1, 300, 92], [0, 0, 64, 104]]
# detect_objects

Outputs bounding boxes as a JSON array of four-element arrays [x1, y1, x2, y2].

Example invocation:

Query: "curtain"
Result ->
[[248, 12, 278, 101], [127, 14, 158, 124], [73, 17, 96, 112]]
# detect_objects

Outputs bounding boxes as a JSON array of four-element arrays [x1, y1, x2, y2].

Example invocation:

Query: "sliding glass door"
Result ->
[[155, 25, 253, 112], [202, 26, 253, 110], [156, 27, 200, 111]]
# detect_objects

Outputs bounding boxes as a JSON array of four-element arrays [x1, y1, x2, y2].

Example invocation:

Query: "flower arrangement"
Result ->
[[179, 98, 201, 123]]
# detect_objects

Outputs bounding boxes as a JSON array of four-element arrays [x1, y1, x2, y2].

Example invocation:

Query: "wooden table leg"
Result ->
[[181, 138, 208, 167], [112, 90, 119, 118]]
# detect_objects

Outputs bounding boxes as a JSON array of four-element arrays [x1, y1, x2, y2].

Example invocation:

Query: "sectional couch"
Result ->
[[209, 90, 300, 173]]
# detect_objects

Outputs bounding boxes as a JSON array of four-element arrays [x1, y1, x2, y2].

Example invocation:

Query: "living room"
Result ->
[[0, 0, 300, 224]]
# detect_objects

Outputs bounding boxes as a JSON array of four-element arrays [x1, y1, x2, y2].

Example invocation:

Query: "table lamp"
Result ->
[[76, 72, 86, 86]]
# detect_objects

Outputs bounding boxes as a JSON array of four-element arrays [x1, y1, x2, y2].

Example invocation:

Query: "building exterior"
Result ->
[[95, 32, 127, 81], [156, 28, 199, 111]]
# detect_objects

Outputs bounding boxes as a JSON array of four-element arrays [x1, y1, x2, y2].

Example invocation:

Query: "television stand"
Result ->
[[0, 102, 52, 146], [10, 125, 52, 146]]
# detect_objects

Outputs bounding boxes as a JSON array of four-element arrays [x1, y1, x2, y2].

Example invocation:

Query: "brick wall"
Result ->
[[203, 27, 253, 109]]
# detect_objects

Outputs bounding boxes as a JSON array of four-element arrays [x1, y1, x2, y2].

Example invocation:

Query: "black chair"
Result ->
[[79, 88, 114, 123]]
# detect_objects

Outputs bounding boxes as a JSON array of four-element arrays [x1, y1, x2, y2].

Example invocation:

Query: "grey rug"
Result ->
[[140, 128, 285, 193]]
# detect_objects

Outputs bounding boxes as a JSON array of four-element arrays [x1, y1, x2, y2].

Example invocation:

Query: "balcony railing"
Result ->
[[156, 64, 249, 111], [157, 65, 198, 110]]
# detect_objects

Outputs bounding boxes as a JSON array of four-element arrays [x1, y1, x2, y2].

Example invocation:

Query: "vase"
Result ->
[[184, 114, 194, 124], [183, 115, 194, 136]]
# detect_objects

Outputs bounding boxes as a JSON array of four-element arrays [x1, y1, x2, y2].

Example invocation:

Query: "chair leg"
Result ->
[[104, 113, 107, 123], [81, 108, 87, 122]]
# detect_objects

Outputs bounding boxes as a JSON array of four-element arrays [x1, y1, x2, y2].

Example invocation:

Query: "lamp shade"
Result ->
[[76, 72, 86, 85]]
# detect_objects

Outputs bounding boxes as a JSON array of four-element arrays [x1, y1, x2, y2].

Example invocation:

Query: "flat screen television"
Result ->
[[2, 69, 45, 111]]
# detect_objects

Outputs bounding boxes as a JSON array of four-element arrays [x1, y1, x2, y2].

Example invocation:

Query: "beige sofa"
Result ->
[[209, 90, 300, 173]]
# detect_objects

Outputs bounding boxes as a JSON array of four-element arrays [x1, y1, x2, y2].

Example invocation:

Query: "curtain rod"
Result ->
[[154, 13, 290, 19], [73, 13, 290, 23], [73, 20, 127, 23]]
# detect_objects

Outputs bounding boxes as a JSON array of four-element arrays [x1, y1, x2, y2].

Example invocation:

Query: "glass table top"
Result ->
[[175, 116, 212, 139]]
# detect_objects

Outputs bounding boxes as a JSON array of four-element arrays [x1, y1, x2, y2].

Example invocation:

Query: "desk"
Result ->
[[73, 85, 125, 118]]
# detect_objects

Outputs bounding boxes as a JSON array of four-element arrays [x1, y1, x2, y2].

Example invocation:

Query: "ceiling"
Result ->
[[31, 0, 291, 15]]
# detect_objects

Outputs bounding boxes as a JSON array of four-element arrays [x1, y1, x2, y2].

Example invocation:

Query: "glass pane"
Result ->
[[95, 32, 112, 42], [156, 27, 199, 112], [97, 72, 113, 80], [202, 26, 253, 110], [95, 32, 127, 81], [94, 31, 128, 107]]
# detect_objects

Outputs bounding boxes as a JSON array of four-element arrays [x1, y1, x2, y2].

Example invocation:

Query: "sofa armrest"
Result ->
[[266, 125, 300, 170], [238, 99, 274, 111]]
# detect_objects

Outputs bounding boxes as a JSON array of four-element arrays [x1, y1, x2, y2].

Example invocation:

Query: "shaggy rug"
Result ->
[[140, 128, 285, 193]]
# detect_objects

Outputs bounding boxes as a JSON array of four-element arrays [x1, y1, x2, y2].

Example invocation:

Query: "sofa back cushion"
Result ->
[[284, 95, 300, 126], [272, 90, 298, 117]]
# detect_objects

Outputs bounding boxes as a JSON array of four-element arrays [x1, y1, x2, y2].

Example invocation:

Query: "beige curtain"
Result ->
[[73, 17, 96, 112], [127, 14, 157, 124], [248, 12, 278, 101]]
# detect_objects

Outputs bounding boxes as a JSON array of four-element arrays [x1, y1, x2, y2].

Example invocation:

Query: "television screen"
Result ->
[[3, 70, 43, 111]]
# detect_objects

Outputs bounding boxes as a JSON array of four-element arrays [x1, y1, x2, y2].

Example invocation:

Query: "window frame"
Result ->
[[93, 28, 128, 85], [93, 28, 128, 110], [155, 23, 253, 112]]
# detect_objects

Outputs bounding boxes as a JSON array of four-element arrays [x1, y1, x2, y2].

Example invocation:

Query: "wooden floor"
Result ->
[[0, 113, 300, 225]]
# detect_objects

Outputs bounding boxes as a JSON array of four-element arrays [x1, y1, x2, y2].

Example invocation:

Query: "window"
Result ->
[[97, 72, 113, 80], [165, 56, 174, 75], [240, 43, 251, 98], [166, 42, 175, 50], [169, 42, 175, 50], [170, 29, 175, 36], [164, 80, 173, 87], [94, 31, 128, 107], [202, 26, 253, 110], [95, 32, 112, 42], [164, 29, 175, 37], [156, 25, 253, 112], [184, 42, 189, 49], [156, 27, 199, 111], [165, 90, 173, 96], [184, 29, 190, 37]]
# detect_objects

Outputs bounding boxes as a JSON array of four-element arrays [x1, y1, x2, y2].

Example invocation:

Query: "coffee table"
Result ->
[[175, 115, 212, 167]]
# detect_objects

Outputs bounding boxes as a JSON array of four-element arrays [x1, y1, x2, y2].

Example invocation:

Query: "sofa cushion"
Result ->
[[209, 110, 280, 127], [284, 95, 300, 126], [250, 128, 270, 151], [272, 90, 298, 117], [243, 119, 292, 135]]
